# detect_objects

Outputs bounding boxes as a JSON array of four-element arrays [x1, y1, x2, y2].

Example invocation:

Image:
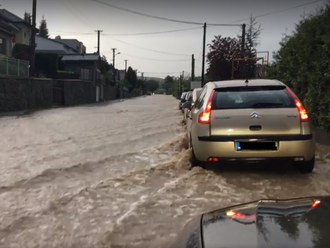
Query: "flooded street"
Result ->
[[1, 95, 330, 248]]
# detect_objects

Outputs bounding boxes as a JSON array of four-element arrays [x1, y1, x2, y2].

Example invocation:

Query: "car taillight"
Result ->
[[286, 87, 309, 122], [198, 90, 215, 124]]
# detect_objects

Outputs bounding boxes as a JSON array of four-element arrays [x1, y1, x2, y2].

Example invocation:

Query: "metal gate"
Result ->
[[52, 81, 64, 105]]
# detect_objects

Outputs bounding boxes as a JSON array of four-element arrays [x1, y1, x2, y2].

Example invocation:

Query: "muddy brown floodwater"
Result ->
[[0, 95, 330, 248]]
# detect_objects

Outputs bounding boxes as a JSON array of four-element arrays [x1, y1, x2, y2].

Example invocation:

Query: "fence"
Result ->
[[0, 56, 29, 77]]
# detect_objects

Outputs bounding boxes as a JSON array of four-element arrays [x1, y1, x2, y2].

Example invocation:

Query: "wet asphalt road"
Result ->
[[0, 95, 330, 248]]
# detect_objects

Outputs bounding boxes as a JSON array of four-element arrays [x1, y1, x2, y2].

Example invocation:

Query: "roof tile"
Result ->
[[61, 54, 100, 61]]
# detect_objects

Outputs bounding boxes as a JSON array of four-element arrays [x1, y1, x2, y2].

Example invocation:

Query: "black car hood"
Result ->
[[202, 196, 330, 248]]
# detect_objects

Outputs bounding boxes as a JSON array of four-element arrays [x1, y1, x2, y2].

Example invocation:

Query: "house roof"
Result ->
[[0, 20, 16, 35], [0, 9, 25, 23], [61, 54, 100, 61], [0, 9, 37, 31], [36, 35, 78, 54], [52, 39, 86, 53]]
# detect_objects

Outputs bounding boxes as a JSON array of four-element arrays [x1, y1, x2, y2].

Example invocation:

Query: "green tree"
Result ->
[[163, 75, 174, 94], [145, 79, 159, 92], [24, 11, 31, 24], [206, 36, 253, 81], [39, 15, 49, 38], [244, 13, 262, 48], [125, 66, 137, 91], [267, 3, 330, 130], [99, 55, 112, 74], [236, 14, 262, 78]]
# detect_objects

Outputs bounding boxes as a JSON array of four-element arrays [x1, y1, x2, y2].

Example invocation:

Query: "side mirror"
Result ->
[[182, 101, 192, 109]]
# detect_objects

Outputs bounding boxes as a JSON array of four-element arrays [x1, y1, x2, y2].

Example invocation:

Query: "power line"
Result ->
[[54, 31, 95, 35], [105, 36, 191, 57], [109, 52, 191, 62], [54, 26, 202, 36], [89, 0, 242, 26], [70, 2, 97, 28], [62, 2, 94, 29], [231, 0, 323, 23], [103, 27, 202, 36], [88, 0, 201, 25]]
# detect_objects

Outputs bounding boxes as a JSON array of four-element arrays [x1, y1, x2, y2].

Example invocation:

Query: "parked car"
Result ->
[[183, 88, 202, 124], [146, 91, 152, 95], [181, 91, 192, 113], [187, 79, 315, 173], [178, 92, 188, 110], [169, 196, 325, 248]]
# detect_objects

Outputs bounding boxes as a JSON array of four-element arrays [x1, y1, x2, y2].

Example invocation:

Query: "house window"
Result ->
[[0, 37, 6, 55]]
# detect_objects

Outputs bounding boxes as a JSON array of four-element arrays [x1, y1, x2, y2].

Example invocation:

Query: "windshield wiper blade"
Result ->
[[252, 102, 283, 108]]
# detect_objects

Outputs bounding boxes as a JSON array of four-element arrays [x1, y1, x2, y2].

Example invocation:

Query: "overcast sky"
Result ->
[[1, 0, 326, 78]]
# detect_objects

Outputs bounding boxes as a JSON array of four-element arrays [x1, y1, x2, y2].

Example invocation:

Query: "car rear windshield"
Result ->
[[212, 85, 296, 110], [185, 91, 192, 100]]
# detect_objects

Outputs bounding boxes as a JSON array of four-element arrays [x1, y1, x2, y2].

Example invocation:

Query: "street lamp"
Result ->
[[111, 49, 121, 101]]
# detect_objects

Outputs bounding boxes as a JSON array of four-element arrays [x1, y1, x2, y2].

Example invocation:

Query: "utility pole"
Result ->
[[191, 54, 195, 81], [141, 72, 144, 81], [241, 24, 246, 53], [241, 24, 246, 79], [112, 48, 117, 82], [112, 48, 119, 100], [179, 73, 182, 97], [181, 71, 184, 93], [95, 30, 102, 54], [30, 0, 37, 77], [124, 60, 128, 72], [201, 22, 207, 86]]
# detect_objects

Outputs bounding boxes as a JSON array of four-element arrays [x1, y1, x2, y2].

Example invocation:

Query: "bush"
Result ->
[[267, 4, 330, 130]]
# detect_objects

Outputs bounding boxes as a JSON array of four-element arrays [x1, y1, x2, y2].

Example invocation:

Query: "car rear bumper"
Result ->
[[193, 134, 315, 162], [198, 134, 312, 141], [206, 157, 310, 166]]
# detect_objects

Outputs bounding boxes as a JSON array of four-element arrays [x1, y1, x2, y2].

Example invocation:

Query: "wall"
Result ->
[[62, 79, 96, 106], [0, 31, 13, 56], [14, 24, 31, 46], [0, 77, 140, 114], [122, 90, 130, 99], [103, 85, 116, 101], [0, 76, 52, 112]]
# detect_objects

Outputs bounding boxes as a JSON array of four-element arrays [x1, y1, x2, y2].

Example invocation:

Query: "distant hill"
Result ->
[[140, 76, 164, 85], [146, 77, 164, 82]]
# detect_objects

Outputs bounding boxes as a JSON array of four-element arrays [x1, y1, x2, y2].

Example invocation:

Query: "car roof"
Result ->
[[210, 79, 286, 88]]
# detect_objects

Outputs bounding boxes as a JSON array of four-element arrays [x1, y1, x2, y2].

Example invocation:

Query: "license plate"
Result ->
[[236, 141, 277, 151]]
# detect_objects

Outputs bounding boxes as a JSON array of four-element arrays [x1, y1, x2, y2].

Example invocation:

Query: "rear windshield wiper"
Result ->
[[251, 102, 283, 108]]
